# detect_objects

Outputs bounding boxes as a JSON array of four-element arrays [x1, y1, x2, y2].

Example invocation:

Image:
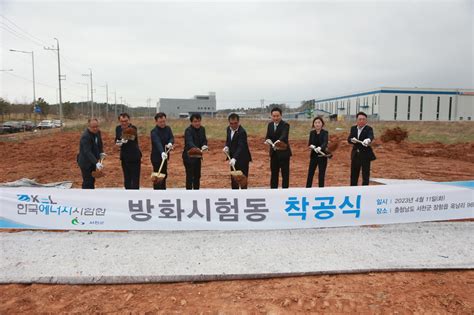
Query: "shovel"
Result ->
[[91, 157, 105, 178], [351, 138, 370, 147], [151, 147, 172, 184], [223, 151, 247, 188]]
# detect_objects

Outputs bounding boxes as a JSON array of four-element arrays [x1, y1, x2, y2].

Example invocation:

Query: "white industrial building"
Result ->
[[314, 87, 474, 121], [157, 92, 217, 118]]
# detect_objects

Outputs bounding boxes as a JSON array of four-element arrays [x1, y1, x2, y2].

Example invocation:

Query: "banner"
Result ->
[[0, 181, 472, 230]]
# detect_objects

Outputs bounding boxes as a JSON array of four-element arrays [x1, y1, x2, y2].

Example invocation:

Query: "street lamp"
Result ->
[[9, 49, 36, 104]]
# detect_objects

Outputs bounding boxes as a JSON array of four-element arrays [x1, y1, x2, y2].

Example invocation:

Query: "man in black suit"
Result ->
[[151, 112, 174, 190], [115, 112, 142, 189], [265, 107, 292, 189], [348, 111, 376, 186], [223, 113, 252, 189], [77, 118, 105, 189], [182, 113, 208, 190]]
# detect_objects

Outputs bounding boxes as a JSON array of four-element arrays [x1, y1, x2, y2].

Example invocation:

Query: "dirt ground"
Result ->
[[1, 129, 473, 313], [0, 130, 473, 188], [0, 271, 472, 314]]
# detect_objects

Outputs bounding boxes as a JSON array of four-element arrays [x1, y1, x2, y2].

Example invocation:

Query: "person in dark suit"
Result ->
[[265, 107, 292, 189], [223, 113, 252, 189], [306, 116, 329, 188], [115, 113, 142, 189], [348, 111, 376, 186], [182, 113, 208, 190], [150, 112, 174, 190], [77, 118, 105, 189]]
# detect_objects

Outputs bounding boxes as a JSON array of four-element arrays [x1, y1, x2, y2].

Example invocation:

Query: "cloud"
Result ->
[[1, 0, 472, 108]]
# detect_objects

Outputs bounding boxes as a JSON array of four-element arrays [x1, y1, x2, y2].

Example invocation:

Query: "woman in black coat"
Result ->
[[306, 116, 329, 188]]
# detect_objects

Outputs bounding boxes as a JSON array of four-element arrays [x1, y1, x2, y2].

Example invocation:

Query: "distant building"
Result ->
[[157, 92, 217, 118], [314, 87, 474, 121]]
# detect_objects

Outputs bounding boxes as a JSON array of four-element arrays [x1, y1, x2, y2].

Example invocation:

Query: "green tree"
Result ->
[[36, 98, 50, 117], [63, 102, 75, 118], [0, 98, 11, 121]]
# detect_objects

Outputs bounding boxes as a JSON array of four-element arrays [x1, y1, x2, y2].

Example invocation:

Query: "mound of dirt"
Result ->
[[407, 142, 474, 163], [381, 127, 408, 143]]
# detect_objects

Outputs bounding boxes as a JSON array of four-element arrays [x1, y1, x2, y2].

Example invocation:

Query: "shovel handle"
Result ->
[[223, 151, 237, 172], [157, 146, 172, 174]]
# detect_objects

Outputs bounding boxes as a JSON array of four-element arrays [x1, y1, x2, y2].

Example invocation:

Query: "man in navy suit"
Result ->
[[348, 111, 376, 186], [115, 112, 142, 189], [265, 107, 292, 189], [77, 118, 105, 189], [182, 113, 208, 190], [223, 113, 252, 189]]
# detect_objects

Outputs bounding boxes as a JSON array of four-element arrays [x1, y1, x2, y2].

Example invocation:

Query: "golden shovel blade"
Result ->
[[230, 170, 244, 177]]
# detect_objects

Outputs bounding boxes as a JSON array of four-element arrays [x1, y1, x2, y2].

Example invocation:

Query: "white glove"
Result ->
[[121, 138, 128, 144], [223, 146, 229, 153], [99, 152, 107, 159], [201, 145, 208, 151], [351, 137, 358, 144], [161, 152, 168, 160], [274, 140, 281, 145], [309, 144, 316, 150], [315, 147, 322, 153], [264, 139, 273, 146], [229, 158, 236, 167], [362, 138, 371, 147], [96, 162, 103, 170], [166, 142, 173, 149], [115, 140, 123, 147]]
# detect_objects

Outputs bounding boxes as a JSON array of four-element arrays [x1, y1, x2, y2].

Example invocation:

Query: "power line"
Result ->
[[0, 24, 44, 47], [0, 14, 50, 47], [2, 71, 56, 89]]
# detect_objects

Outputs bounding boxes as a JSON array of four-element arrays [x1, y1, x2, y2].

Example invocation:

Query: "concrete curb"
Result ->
[[1, 222, 472, 284]]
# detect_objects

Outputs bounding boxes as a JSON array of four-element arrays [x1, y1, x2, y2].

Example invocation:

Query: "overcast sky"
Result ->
[[1, 0, 472, 109]]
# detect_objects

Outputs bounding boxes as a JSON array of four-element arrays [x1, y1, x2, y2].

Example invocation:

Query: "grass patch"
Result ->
[[62, 118, 474, 144]]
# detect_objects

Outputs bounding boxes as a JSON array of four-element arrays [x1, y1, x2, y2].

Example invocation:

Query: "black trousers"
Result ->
[[152, 159, 168, 190], [270, 155, 290, 189], [231, 162, 249, 189], [80, 165, 95, 189], [184, 158, 201, 190], [121, 160, 141, 189], [306, 157, 328, 188], [350, 154, 371, 186]]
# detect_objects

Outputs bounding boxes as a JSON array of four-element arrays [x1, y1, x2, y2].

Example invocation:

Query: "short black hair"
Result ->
[[190, 113, 202, 122], [118, 112, 130, 120], [154, 112, 167, 120], [228, 113, 240, 121], [312, 116, 325, 127], [87, 118, 99, 124], [271, 107, 282, 115], [356, 111, 367, 118]]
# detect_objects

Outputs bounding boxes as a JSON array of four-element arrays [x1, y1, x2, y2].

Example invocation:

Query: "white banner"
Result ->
[[0, 181, 472, 230]]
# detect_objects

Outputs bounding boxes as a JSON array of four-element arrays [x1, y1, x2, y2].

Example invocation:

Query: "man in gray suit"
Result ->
[[77, 118, 106, 189]]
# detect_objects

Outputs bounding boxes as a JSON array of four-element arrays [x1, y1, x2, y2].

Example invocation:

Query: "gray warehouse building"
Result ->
[[157, 92, 217, 118], [314, 87, 474, 121]]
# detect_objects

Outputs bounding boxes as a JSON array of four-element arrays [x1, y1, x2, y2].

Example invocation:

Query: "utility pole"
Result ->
[[44, 38, 65, 121], [260, 99, 265, 119], [113, 91, 117, 118], [82, 69, 94, 118], [76, 82, 88, 116], [147, 98, 152, 117], [105, 83, 108, 120], [100, 83, 109, 120], [119, 96, 123, 114]]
